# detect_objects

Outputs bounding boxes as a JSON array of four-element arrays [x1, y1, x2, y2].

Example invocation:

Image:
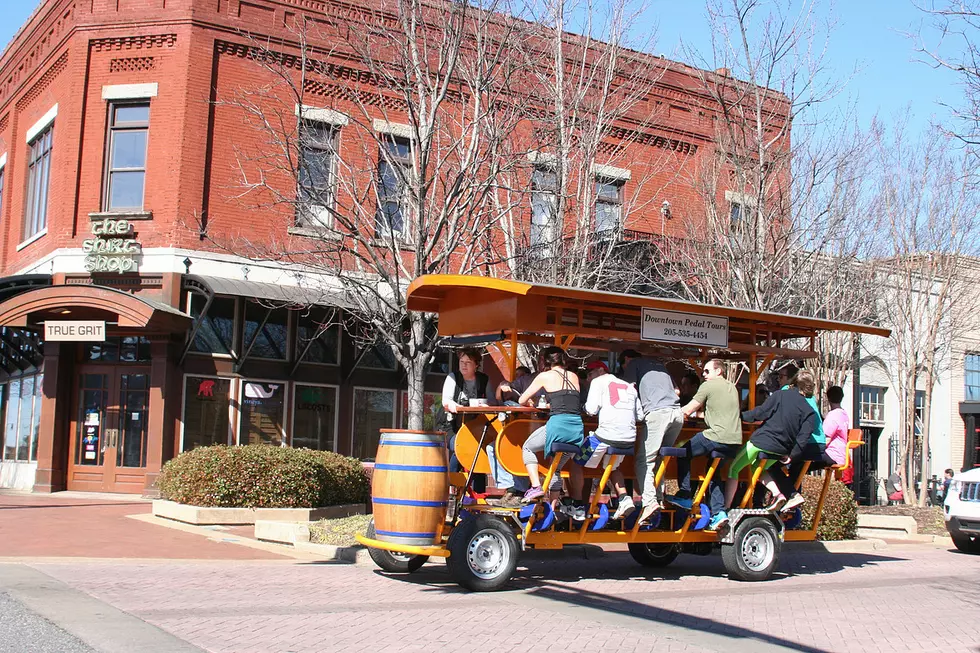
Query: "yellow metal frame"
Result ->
[[355, 534, 452, 558]]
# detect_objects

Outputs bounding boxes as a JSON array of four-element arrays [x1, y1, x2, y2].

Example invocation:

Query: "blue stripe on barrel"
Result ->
[[374, 463, 448, 473], [379, 440, 444, 448], [373, 497, 448, 507]]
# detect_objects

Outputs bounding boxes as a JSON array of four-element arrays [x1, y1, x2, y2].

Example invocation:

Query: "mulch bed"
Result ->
[[857, 504, 947, 535]]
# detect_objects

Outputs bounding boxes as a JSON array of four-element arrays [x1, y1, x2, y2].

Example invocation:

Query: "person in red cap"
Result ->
[[576, 359, 644, 520]]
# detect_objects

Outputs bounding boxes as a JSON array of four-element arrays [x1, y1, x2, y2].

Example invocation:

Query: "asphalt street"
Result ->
[[0, 591, 94, 653]]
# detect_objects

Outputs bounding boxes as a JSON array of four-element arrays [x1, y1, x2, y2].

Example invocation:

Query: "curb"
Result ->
[[785, 538, 888, 553]]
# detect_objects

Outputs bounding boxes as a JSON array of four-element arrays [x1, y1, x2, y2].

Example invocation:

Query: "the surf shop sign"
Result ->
[[83, 218, 141, 273]]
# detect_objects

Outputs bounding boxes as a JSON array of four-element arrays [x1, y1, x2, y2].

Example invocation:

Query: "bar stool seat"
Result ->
[[710, 449, 734, 459], [550, 442, 583, 455], [659, 446, 687, 458], [606, 446, 634, 457]]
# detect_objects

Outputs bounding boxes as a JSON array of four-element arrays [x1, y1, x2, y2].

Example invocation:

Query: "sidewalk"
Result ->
[[0, 491, 287, 560]]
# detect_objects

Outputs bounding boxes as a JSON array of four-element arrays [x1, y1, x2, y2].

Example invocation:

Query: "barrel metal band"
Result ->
[[375, 529, 438, 538], [379, 440, 444, 448]]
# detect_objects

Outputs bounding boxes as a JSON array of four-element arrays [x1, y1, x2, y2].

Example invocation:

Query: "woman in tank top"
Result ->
[[517, 347, 586, 506]]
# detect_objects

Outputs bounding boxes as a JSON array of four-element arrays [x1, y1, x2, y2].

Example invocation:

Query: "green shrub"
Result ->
[[800, 474, 858, 541], [157, 445, 370, 509]]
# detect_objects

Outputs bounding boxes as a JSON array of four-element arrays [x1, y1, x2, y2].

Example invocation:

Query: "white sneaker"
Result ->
[[612, 496, 636, 520], [637, 501, 661, 525], [781, 494, 805, 513]]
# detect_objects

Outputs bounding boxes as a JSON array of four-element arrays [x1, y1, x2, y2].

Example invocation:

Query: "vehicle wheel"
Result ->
[[951, 534, 980, 554], [365, 521, 430, 573], [721, 516, 781, 581], [628, 543, 680, 568], [446, 514, 519, 591]]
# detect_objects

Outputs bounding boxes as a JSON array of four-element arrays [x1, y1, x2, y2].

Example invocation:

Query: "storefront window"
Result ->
[[1, 374, 42, 462], [352, 388, 395, 461], [189, 295, 236, 355], [240, 381, 285, 446], [292, 385, 338, 450], [356, 343, 397, 370], [297, 308, 340, 365], [181, 376, 231, 451], [243, 304, 288, 360], [400, 391, 443, 431]]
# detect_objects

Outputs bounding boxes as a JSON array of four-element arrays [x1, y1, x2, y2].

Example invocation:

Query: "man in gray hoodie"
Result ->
[[620, 349, 683, 524]]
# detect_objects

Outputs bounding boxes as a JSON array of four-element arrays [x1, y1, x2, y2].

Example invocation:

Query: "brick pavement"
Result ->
[[0, 491, 286, 560], [26, 543, 980, 653]]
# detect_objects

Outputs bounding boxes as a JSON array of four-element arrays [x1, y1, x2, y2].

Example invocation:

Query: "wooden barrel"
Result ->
[[371, 429, 449, 546]]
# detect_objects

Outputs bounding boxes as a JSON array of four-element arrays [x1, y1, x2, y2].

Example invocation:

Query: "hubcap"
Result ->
[[389, 551, 413, 562], [466, 529, 509, 580], [740, 526, 775, 571]]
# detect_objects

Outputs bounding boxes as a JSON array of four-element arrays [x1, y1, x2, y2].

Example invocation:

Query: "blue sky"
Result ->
[[0, 0, 965, 140]]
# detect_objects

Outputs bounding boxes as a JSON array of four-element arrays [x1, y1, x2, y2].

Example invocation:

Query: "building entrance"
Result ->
[[67, 367, 150, 493]]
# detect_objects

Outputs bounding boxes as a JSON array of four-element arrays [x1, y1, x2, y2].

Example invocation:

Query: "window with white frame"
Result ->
[[859, 385, 886, 424], [595, 178, 623, 234], [352, 387, 395, 461], [104, 103, 149, 211], [376, 137, 413, 237], [966, 353, 980, 401], [297, 119, 338, 228], [24, 123, 54, 241], [530, 167, 557, 255], [400, 390, 443, 431]]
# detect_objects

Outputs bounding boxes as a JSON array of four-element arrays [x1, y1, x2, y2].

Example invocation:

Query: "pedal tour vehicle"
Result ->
[[355, 274, 887, 590]]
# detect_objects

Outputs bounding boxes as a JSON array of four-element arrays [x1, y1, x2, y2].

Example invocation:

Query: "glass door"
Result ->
[[68, 368, 150, 493]]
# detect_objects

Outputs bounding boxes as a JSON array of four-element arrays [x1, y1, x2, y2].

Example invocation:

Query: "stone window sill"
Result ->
[[89, 210, 153, 221], [16, 229, 47, 251], [288, 226, 342, 240]]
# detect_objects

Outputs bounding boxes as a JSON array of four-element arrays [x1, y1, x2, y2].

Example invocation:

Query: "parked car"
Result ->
[[944, 467, 980, 553]]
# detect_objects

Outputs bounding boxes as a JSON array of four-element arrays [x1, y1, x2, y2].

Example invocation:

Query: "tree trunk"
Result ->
[[918, 373, 935, 507], [404, 356, 429, 432]]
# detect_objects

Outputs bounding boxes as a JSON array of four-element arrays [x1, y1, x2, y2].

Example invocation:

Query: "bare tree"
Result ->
[[209, 0, 528, 430], [495, 0, 683, 295], [638, 0, 878, 400], [916, 1, 980, 147], [865, 123, 980, 505]]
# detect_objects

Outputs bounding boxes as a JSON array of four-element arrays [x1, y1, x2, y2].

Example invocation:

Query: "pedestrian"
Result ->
[[886, 469, 904, 502], [619, 349, 683, 524], [943, 468, 955, 500]]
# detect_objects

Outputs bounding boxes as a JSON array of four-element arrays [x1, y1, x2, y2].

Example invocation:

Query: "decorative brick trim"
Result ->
[[91, 34, 177, 53], [110, 56, 155, 73], [15, 51, 68, 111]]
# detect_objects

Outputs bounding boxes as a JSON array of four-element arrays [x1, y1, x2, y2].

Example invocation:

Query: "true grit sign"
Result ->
[[83, 218, 141, 273]]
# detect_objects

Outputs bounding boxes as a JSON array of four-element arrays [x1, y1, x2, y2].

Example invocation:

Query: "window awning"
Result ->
[[183, 275, 357, 309], [0, 284, 191, 332]]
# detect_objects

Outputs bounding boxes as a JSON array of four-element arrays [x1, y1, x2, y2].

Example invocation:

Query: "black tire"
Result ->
[[721, 516, 781, 581], [365, 521, 430, 573], [446, 514, 519, 591], [951, 534, 980, 554], [628, 543, 680, 568]]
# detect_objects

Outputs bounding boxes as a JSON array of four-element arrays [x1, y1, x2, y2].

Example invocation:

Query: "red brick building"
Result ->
[[0, 0, 768, 494]]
